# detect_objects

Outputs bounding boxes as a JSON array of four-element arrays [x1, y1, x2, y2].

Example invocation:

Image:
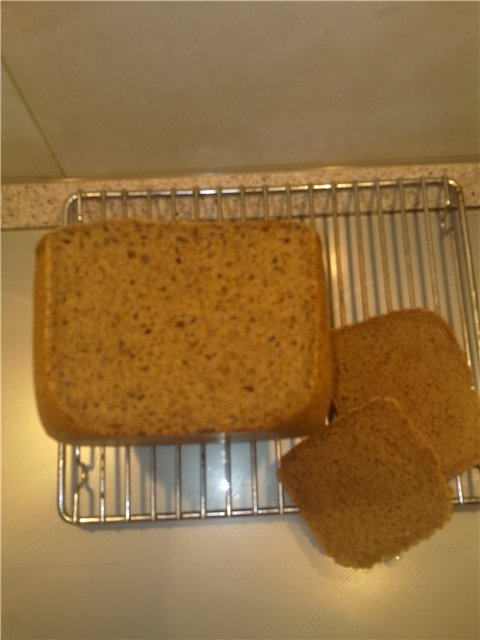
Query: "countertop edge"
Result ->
[[2, 161, 479, 230]]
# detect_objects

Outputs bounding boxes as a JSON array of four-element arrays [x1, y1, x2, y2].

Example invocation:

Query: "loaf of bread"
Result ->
[[278, 398, 453, 569], [34, 218, 333, 444], [332, 309, 480, 478]]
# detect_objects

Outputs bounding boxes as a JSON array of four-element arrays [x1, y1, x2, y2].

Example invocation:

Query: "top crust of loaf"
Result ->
[[34, 219, 333, 444], [332, 308, 480, 478], [278, 397, 453, 569]]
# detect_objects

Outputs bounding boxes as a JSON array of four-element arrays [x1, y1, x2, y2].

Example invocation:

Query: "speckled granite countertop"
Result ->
[[2, 162, 479, 229]]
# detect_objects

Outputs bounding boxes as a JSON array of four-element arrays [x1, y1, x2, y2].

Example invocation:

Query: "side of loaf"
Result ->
[[34, 218, 333, 444]]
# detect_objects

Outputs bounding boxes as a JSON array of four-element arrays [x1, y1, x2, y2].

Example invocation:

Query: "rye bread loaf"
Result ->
[[34, 218, 333, 444], [332, 309, 480, 479], [278, 398, 453, 569]]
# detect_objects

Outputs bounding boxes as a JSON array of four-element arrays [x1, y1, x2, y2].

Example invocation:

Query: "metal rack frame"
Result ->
[[59, 176, 480, 524]]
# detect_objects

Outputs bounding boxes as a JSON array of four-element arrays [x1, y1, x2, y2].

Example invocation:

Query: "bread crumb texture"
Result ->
[[332, 309, 480, 478], [278, 398, 453, 569], [34, 219, 332, 441]]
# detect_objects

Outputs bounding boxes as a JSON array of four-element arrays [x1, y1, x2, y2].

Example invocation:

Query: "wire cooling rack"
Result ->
[[59, 177, 480, 524]]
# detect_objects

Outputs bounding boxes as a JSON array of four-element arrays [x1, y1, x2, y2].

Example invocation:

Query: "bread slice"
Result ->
[[332, 309, 480, 479], [34, 218, 332, 444], [278, 398, 453, 569]]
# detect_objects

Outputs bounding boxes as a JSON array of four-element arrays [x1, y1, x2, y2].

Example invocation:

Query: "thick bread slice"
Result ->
[[332, 309, 480, 479], [34, 219, 332, 444], [278, 398, 453, 569]]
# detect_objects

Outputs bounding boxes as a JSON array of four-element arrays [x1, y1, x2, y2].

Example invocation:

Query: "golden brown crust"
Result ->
[[34, 236, 80, 441], [34, 219, 333, 444]]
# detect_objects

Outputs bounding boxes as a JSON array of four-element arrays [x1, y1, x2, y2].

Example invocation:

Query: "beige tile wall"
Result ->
[[2, 2, 479, 182], [1, 64, 64, 180]]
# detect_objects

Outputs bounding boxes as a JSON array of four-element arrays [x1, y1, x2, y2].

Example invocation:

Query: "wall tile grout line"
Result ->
[[1, 57, 67, 179]]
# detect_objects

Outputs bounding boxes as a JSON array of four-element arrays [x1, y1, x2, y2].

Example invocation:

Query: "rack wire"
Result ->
[[59, 177, 480, 524]]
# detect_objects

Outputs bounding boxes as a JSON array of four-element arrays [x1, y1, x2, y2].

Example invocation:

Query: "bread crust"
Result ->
[[34, 219, 333, 444]]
